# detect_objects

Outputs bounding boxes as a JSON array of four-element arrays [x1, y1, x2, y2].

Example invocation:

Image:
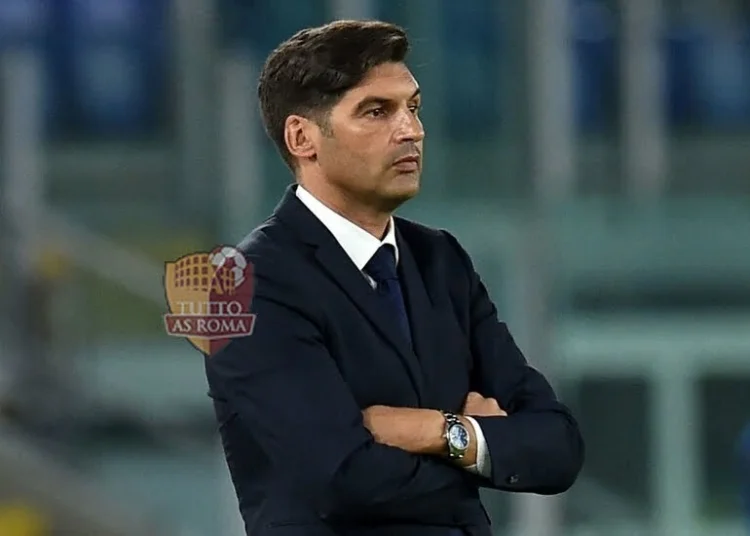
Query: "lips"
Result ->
[[393, 154, 420, 165], [392, 154, 420, 173]]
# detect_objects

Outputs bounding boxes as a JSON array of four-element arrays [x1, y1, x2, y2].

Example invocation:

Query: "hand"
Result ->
[[461, 391, 507, 417], [362, 405, 445, 455]]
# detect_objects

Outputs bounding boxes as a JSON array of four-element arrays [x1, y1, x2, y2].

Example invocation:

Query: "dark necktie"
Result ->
[[363, 245, 412, 348], [364, 246, 466, 536]]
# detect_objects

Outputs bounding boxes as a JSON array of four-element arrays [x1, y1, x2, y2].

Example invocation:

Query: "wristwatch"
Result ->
[[441, 411, 470, 459]]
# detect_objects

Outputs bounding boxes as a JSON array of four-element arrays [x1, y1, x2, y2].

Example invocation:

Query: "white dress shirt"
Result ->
[[296, 185, 491, 478]]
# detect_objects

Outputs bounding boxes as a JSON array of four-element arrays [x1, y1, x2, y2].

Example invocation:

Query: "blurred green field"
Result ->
[[91, 230, 213, 338], [29, 230, 215, 340]]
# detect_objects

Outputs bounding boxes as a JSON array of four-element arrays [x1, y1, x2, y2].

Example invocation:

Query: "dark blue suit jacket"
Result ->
[[740, 423, 750, 531], [205, 186, 584, 535]]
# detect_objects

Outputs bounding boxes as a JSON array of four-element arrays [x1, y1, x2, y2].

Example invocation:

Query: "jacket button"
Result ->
[[507, 474, 519, 485]]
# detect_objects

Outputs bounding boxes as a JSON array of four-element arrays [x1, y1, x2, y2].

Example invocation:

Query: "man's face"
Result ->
[[315, 62, 424, 211]]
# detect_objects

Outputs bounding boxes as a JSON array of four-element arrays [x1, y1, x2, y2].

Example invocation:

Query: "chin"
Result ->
[[397, 171, 421, 192], [380, 176, 420, 210]]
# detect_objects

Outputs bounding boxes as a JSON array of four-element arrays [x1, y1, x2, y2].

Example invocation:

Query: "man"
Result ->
[[205, 20, 584, 536]]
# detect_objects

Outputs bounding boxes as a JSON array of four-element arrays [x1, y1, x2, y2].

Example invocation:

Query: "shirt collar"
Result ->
[[296, 185, 399, 271]]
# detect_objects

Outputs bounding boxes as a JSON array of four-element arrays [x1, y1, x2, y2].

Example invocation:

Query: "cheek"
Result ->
[[318, 144, 368, 183], [357, 137, 391, 166], [318, 127, 389, 176], [331, 140, 383, 171]]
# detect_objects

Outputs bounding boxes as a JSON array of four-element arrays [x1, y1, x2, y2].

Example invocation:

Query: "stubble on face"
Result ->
[[318, 62, 424, 212]]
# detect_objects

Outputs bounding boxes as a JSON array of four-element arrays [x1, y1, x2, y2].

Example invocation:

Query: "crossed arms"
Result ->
[[205, 238, 584, 526], [361, 391, 506, 471]]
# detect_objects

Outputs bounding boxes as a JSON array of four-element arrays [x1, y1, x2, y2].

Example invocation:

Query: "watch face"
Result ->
[[448, 423, 469, 450]]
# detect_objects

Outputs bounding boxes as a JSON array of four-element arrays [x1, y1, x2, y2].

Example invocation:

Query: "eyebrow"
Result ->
[[354, 88, 421, 114]]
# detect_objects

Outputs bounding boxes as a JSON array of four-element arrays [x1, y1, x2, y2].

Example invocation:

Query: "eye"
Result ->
[[409, 103, 421, 114], [366, 107, 386, 118]]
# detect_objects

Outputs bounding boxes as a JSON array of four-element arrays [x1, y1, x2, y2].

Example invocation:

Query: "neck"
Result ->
[[299, 180, 391, 239]]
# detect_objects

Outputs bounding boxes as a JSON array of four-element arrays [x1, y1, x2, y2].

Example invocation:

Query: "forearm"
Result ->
[[440, 228, 584, 492], [364, 406, 479, 466], [472, 409, 584, 493], [367, 407, 446, 455]]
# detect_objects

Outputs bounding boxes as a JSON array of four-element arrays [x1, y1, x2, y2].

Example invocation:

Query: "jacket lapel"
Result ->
[[314, 241, 425, 402], [396, 229, 441, 407], [273, 186, 425, 402]]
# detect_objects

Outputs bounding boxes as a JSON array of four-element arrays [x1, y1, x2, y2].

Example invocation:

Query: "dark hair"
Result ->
[[257, 20, 410, 170]]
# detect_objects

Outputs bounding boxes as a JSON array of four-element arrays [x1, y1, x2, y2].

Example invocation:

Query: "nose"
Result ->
[[394, 108, 425, 143]]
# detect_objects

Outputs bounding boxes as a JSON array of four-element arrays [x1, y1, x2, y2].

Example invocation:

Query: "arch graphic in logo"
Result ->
[[163, 246, 256, 355]]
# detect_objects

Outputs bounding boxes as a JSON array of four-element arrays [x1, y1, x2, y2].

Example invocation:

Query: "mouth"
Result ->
[[392, 155, 420, 171]]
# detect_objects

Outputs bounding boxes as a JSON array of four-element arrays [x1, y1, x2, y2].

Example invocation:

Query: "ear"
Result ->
[[284, 115, 318, 161]]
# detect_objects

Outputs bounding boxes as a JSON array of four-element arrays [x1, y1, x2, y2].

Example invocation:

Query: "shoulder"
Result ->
[[234, 217, 289, 269], [233, 216, 313, 301], [394, 216, 474, 272], [236, 215, 291, 260]]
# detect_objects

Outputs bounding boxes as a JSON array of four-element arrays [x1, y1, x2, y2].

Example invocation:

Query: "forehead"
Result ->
[[343, 62, 419, 101]]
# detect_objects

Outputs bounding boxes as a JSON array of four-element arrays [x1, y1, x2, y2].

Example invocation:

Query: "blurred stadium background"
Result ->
[[1, 0, 750, 535]]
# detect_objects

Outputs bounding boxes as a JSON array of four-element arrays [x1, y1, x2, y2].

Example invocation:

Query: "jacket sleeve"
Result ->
[[443, 231, 585, 494], [205, 267, 478, 524]]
